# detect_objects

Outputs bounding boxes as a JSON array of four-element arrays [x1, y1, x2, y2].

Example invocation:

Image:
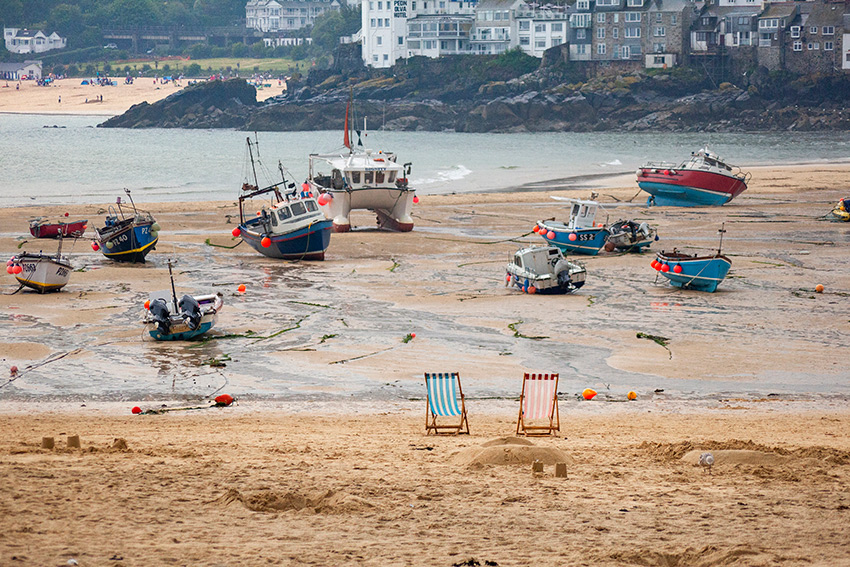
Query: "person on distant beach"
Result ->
[[58, 95, 61, 103]]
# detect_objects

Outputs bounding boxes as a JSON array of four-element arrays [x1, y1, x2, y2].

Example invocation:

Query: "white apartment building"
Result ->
[[514, 5, 569, 58], [247, 0, 340, 33], [4, 28, 66, 54], [362, 0, 477, 67]]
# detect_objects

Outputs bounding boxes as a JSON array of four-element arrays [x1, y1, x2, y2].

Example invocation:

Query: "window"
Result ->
[[519, 36, 529, 45], [408, 39, 420, 48], [552, 23, 563, 32], [372, 55, 378, 61], [653, 42, 665, 52], [655, 13, 662, 23], [385, 18, 390, 26], [597, 27, 605, 39], [701, 17, 711, 25], [653, 55, 665, 64], [597, 43, 606, 54], [494, 12, 501, 20], [809, 42, 819, 50], [535, 24, 545, 32], [614, 14, 619, 23], [738, 17, 749, 25], [290, 201, 307, 216], [790, 26, 800, 38], [577, 29, 586, 39], [759, 18, 778, 30], [622, 45, 630, 58], [369, 2, 374, 9], [350, 172, 361, 184], [626, 27, 640, 38], [793, 41, 802, 51], [597, 13, 606, 23], [277, 207, 292, 221], [671, 14, 677, 24], [627, 0, 643, 6], [305, 201, 318, 213], [371, 18, 376, 26], [575, 43, 586, 53], [810, 26, 817, 34], [626, 12, 641, 22], [376, 172, 385, 184], [377, 18, 382, 26], [654, 26, 665, 37], [365, 171, 374, 184], [398, 36, 404, 45], [377, 36, 382, 44], [825, 41, 833, 51], [823, 26, 834, 35], [612, 27, 619, 39], [536, 40, 546, 48], [519, 21, 530, 30], [577, 0, 589, 9], [378, 1, 382, 8]]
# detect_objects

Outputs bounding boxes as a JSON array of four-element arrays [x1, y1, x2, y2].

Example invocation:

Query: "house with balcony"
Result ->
[[514, 4, 570, 58], [756, 2, 796, 70], [407, 14, 474, 57], [246, 0, 339, 33], [469, 0, 522, 54], [4, 28, 66, 54]]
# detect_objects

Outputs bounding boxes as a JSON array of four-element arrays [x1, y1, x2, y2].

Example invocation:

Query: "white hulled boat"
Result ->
[[308, 99, 415, 232]]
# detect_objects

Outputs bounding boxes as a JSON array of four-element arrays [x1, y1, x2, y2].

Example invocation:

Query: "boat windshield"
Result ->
[[291, 202, 307, 216], [305, 200, 318, 212], [278, 207, 292, 221], [349, 171, 361, 184]]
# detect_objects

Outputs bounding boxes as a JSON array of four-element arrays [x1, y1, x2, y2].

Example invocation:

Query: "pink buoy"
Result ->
[[546, 231, 555, 239], [6, 266, 12, 274], [568, 233, 577, 241], [673, 264, 683, 274], [317, 194, 328, 206], [661, 263, 670, 273], [413, 196, 419, 204]]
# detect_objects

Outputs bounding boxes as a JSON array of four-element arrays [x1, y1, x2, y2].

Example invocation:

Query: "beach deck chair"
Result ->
[[424, 372, 469, 435], [516, 372, 560, 436]]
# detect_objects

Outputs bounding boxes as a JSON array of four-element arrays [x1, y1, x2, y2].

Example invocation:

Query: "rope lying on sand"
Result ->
[[0, 348, 84, 389]]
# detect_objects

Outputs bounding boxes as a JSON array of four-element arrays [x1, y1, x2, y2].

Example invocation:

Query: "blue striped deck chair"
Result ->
[[424, 372, 469, 435], [516, 373, 560, 436]]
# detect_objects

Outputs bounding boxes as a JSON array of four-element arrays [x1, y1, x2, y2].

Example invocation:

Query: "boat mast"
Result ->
[[124, 188, 137, 214], [247, 136, 259, 188], [717, 222, 726, 255], [167, 258, 178, 310]]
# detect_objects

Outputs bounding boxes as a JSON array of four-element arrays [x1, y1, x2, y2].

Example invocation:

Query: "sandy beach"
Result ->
[[0, 77, 283, 115], [1, 86, 850, 564]]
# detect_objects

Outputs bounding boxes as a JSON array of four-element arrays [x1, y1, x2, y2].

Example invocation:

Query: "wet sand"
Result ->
[[1, 163, 849, 565]]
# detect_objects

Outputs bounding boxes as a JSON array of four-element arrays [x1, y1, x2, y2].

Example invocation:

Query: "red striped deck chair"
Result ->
[[516, 372, 560, 436], [424, 372, 469, 435]]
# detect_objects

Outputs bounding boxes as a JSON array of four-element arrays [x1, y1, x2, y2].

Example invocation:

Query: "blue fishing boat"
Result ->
[[234, 137, 333, 260], [94, 189, 158, 263], [536, 198, 610, 256], [143, 260, 223, 341], [652, 225, 731, 292]]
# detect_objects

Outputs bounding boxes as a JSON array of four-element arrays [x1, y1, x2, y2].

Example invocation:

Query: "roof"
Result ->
[[760, 3, 797, 19], [474, 0, 525, 11]]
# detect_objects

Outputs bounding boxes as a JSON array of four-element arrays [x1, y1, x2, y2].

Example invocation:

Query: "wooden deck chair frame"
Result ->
[[424, 372, 469, 435], [516, 372, 560, 436]]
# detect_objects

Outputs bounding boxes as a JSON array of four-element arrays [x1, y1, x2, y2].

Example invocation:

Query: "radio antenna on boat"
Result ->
[[124, 188, 137, 213], [246, 136, 259, 188], [717, 222, 726, 255]]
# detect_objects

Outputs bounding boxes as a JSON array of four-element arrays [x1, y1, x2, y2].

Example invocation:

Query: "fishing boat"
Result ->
[[506, 245, 586, 294], [143, 260, 223, 340], [605, 219, 658, 252], [29, 216, 88, 238], [827, 197, 850, 222], [637, 147, 750, 207], [307, 97, 416, 232], [93, 189, 159, 263], [536, 198, 610, 256], [652, 225, 731, 293], [6, 237, 73, 293], [235, 137, 332, 260]]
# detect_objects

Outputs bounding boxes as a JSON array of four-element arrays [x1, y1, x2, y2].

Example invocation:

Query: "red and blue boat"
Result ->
[[637, 147, 750, 207], [93, 189, 159, 263], [234, 137, 332, 260], [536, 198, 610, 256], [651, 226, 731, 292]]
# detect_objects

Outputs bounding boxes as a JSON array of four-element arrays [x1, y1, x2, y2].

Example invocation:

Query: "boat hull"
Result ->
[[654, 253, 731, 293], [538, 222, 609, 256], [240, 219, 333, 260], [638, 169, 747, 207], [13, 254, 72, 293], [30, 219, 88, 238], [319, 188, 415, 232], [97, 221, 157, 263], [146, 317, 216, 341]]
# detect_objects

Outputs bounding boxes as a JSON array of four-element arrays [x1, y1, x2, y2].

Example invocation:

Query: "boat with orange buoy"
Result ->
[[505, 245, 586, 294], [651, 225, 731, 292], [535, 197, 610, 256], [307, 95, 416, 232], [143, 259, 223, 340], [827, 197, 850, 222], [637, 147, 750, 207], [234, 136, 332, 260], [6, 235, 73, 293]]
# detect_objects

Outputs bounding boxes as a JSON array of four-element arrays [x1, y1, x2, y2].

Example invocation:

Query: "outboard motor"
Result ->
[[178, 294, 202, 331], [556, 269, 573, 291], [149, 298, 171, 336]]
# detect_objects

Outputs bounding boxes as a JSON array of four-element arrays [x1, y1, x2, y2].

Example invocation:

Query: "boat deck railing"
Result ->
[[641, 161, 682, 170]]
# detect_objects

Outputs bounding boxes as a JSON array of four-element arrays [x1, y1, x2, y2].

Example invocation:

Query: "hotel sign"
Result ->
[[394, 0, 407, 18]]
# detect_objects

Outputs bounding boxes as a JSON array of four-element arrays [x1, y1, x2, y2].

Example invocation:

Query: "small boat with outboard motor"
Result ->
[[637, 147, 750, 207], [651, 225, 731, 293], [827, 197, 850, 222], [535, 197, 610, 256], [605, 219, 658, 252], [505, 245, 586, 294], [233, 136, 333, 260], [93, 189, 159, 263], [142, 259, 223, 341]]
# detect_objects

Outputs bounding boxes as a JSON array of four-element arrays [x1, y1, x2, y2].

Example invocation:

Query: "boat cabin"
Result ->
[[685, 148, 733, 172], [309, 150, 410, 191], [512, 246, 563, 275], [564, 199, 602, 230]]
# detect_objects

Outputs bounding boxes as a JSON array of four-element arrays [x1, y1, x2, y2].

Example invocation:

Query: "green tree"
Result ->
[[49, 4, 85, 39], [0, 0, 24, 26], [311, 4, 360, 51], [111, 0, 162, 27]]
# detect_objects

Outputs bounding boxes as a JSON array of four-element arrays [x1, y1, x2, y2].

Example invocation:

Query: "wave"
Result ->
[[600, 159, 623, 167], [412, 164, 472, 187]]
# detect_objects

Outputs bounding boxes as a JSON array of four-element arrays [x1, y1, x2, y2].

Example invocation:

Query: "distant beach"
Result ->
[[0, 77, 283, 116]]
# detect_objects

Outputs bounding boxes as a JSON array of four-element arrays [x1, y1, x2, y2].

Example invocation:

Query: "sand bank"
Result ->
[[0, 77, 283, 116]]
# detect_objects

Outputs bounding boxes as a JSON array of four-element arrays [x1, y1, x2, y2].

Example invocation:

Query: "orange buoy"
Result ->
[[144, 300, 151, 310], [661, 264, 670, 273], [568, 233, 577, 241], [214, 394, 234, 406], [261, 236, 271, 248], [582, 388, 597, 400], [237, 284, 246, 293], [627, 391, 637, 400], [815, 284, 824, 293], [231, 227, 241, 237]]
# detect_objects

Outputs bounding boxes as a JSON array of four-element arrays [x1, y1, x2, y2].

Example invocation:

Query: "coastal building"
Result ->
[[0, 60, 43, 80], [513, 2, 571, 58], [469, 0, 521, 55], [844, 12, 850, 70], [3, 28, 66, 54], [246, 0, 340, 33], [782, 0, 844, 75]]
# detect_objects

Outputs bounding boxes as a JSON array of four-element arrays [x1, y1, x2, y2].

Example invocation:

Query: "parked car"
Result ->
[[103, 43, 118, 49]]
